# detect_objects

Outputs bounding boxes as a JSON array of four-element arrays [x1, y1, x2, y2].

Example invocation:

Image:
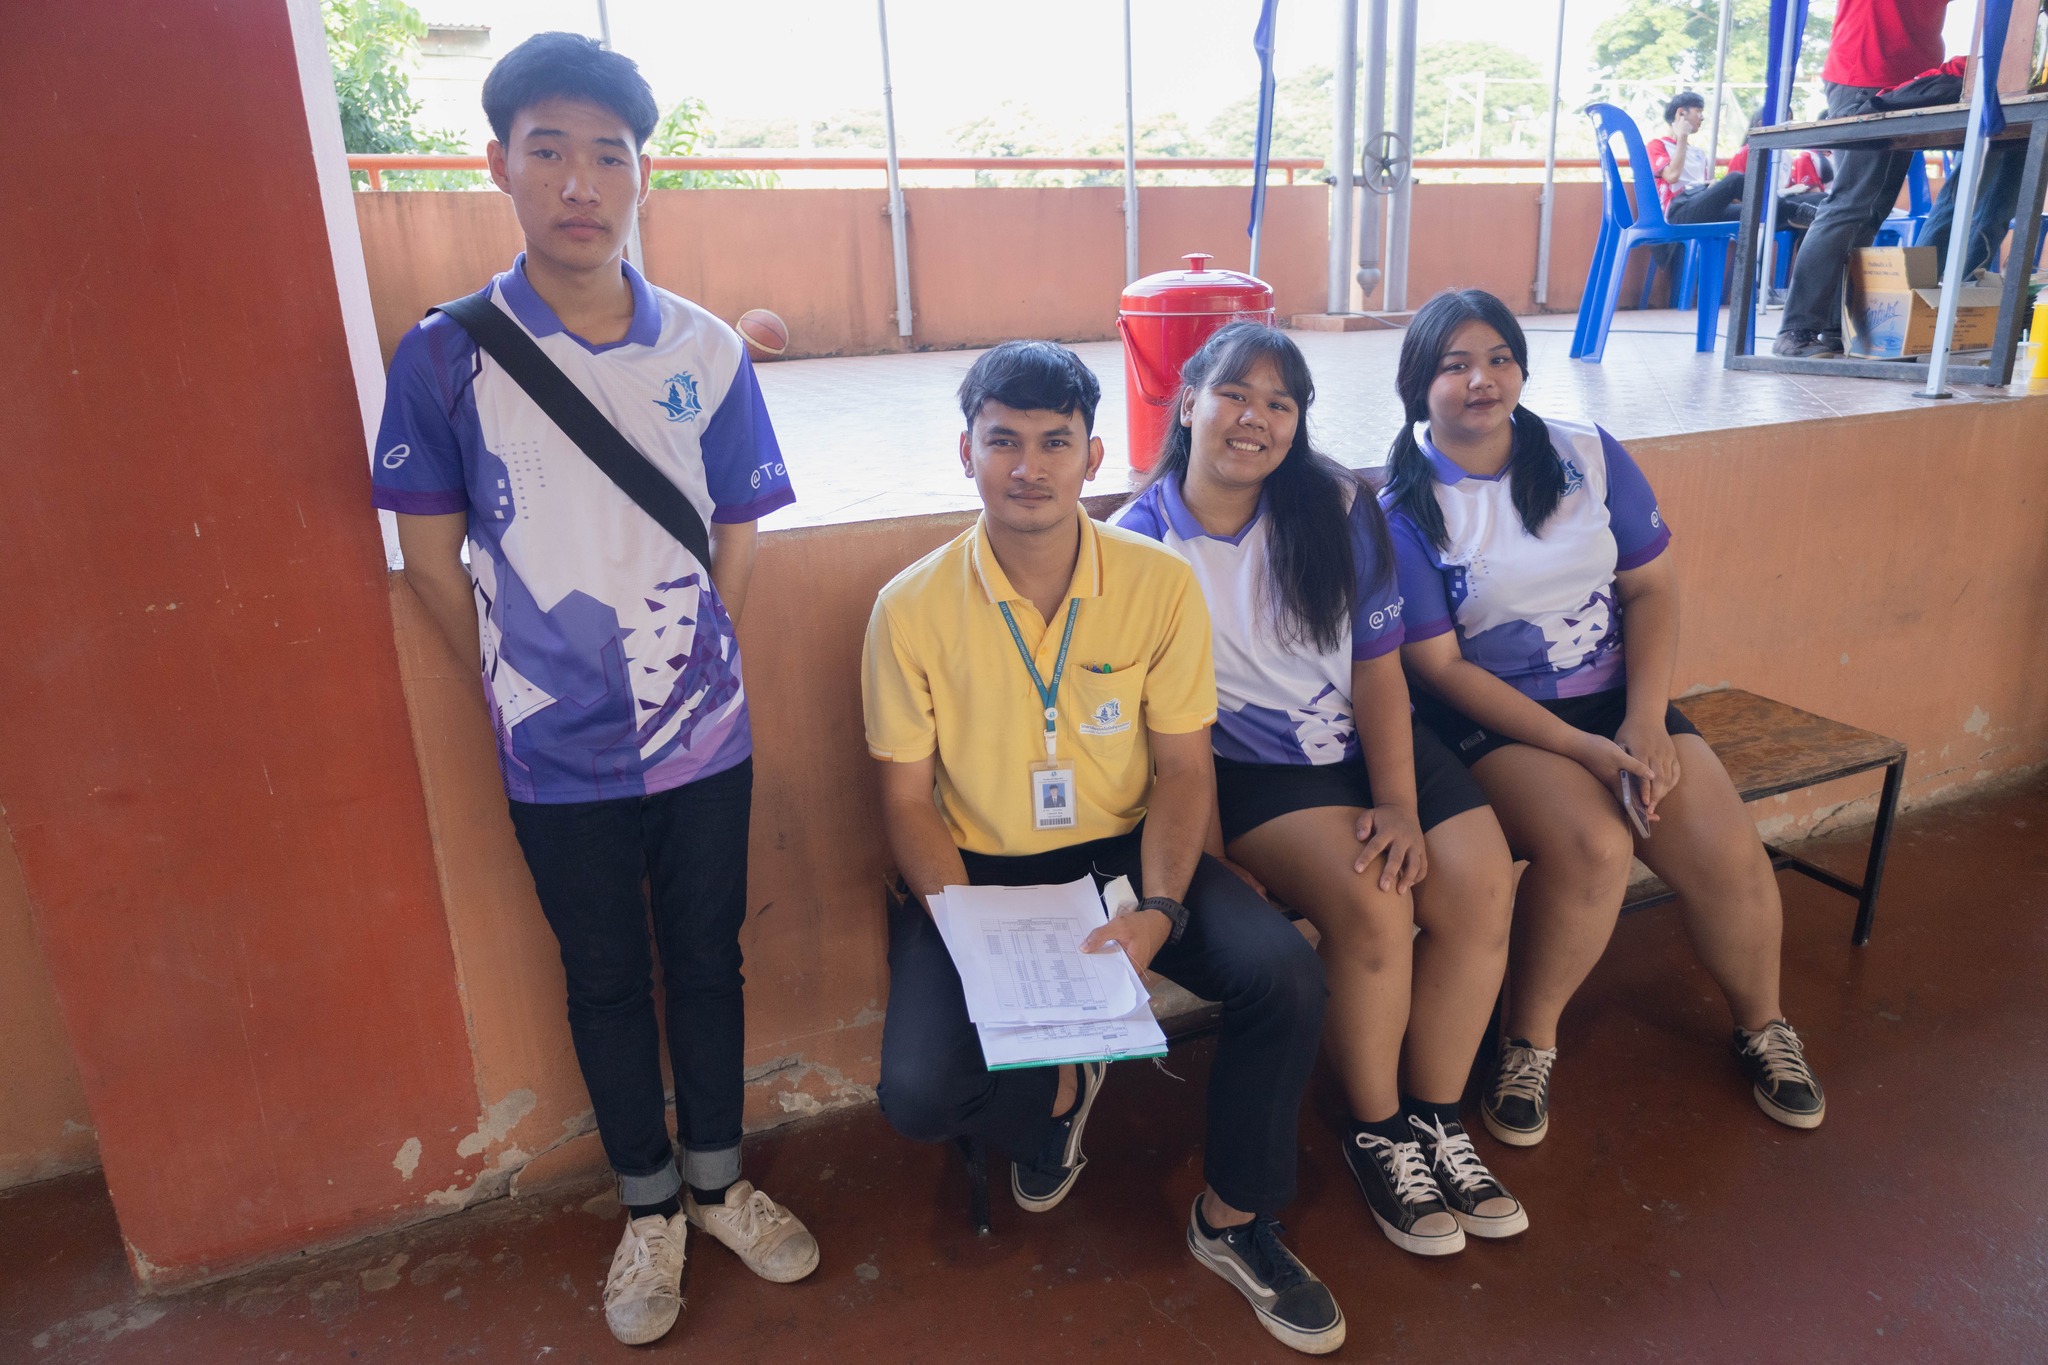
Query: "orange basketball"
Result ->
[[736, 308, 789, 358]]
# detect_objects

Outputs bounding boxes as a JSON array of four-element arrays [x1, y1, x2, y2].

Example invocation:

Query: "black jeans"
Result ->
[[1783, 83, 1916, 335], [1920, 142, 2028, 279], [1668, 172, 1747, 225], [507, 759, 753, 1205], [877, 829, 1327, 1216]]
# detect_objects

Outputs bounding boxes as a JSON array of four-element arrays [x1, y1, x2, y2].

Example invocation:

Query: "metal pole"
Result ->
[[1922, 7, 1996, 399], [1328, 0, 1359, 312], [877, 0, 913, 338], [1758, 0, 1800, 310], [1534, 0, 1567, 306], [1250, 5, 1278, 279], [1705, 0, 1734, 168], [1122, 0, 1140, 284], [1385, 0, 1418, 311], [596, 0, 643, 269], [1356, 0, 1388, 298]]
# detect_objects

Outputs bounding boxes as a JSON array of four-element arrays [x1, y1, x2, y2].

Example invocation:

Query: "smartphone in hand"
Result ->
[[1617, 770, 1653, 839]]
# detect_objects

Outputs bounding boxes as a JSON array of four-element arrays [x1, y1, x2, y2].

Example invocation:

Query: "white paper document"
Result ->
[[927, 876, 1168, 1069]]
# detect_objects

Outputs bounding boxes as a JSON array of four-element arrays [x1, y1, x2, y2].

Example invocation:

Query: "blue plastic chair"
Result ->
[[1874, 153, 1932, 246], [1571, 104, 1739, 362]]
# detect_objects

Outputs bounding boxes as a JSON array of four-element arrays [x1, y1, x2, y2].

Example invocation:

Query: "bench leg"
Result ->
[[958, 1136, 991, 1236], [1852, 759, 1906, 947]]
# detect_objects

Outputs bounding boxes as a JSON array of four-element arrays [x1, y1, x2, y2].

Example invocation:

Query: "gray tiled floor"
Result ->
[[754, 310, 2037, 530]]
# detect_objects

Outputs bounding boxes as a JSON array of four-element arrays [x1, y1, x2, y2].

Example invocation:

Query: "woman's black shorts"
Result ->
[[1213, 718, 1491, 845], [1413, 686, 1700, 768]]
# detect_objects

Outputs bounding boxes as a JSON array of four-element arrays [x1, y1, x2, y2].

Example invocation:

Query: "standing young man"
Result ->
[[370, 33, 816, 1348], [861, 343, 1343, 1355], [1774, 0, 1955, 357]]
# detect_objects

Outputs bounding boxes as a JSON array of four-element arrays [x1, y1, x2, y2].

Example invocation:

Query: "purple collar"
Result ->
[[1419, 422, 1512, 485], [497, 253, 661, 353], [1161, 472, 1266, 546]]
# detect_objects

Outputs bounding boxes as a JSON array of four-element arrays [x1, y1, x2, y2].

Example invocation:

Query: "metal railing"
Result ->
[[346, 152, 1733, 189], [346, 153, 1327, 189]]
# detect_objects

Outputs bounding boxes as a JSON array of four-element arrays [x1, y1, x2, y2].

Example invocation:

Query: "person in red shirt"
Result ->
[[1774, 0, 1954, 357]]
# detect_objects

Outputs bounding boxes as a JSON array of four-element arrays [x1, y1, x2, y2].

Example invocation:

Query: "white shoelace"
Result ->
[[606, 1219, 684, 1305], [1492, 1042, 1558, 1106], [1409, 1116, 1493, 1195], [1358, 1134, 1440, 1208], [1740, 1020, 1817, 1087], [717, 1188, 790, 1245]]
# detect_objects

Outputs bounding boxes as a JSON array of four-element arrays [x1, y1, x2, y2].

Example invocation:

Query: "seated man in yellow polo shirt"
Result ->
[[861, 341, 1342, 1356]]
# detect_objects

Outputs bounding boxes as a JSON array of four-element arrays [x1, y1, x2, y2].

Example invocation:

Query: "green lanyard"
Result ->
[[996, 597, 1081, 762]]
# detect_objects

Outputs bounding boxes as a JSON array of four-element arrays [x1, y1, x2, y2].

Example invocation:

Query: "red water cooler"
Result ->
[[1116, 253, 1275, 472]]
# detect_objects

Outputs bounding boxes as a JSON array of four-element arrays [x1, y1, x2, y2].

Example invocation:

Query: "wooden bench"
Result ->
[[944, 687, 1905, 1234], [1622, 687, 1906, 946]]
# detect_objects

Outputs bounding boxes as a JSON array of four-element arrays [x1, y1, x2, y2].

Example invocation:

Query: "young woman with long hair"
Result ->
[[1115, 322, 1525, 1257], [1379, 289, 1826, 1150]]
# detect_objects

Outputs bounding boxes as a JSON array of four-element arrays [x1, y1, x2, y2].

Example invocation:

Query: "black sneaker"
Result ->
[[1185, 1199, 1346, 1355], [1409, 1114, 1528, 1239], [1482, 1038, 1556, 1147], [1010, 1061, 1105, 1211], [1342, 1127, 1463, 1255], [1772, 328, 1841, 358], [1733, 1020, 1826, 1129]]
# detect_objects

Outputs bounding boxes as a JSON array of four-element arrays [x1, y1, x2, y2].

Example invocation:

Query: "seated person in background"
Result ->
[[862, 341, 1344, 1355], [1728, 132, 1830, 230], [1378, 289, 1828, 1153], [1114, 323, 1524, 1260], [1651, 91, 1747, 226]]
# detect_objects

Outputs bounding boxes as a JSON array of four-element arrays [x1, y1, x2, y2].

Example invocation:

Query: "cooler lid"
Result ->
[[1120, 253, 1274, 313]]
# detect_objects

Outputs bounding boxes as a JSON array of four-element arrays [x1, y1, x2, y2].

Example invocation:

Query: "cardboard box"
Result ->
[[1842, 246, 2003, 359]]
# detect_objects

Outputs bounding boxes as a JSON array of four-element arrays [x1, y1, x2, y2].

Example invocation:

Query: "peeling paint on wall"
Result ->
[[455, 1089, 536, 1159], [392, 1137, 421, 1181], [1964, 707, 1992, 736]]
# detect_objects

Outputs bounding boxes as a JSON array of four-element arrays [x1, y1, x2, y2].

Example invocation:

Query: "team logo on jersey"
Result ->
[[1558, 457, 1585, 496], [1079, 698, 1131, 737], [1366, 598, 1404, 631], [654, 372, 701, 423], [381, 443, 411, 469]]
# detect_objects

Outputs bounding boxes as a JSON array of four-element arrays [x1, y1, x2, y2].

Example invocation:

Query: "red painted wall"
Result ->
[[0, 3, 480, 1281]]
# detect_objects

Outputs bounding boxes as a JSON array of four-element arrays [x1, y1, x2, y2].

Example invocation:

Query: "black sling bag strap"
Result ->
[[430, 289, 713, 569]]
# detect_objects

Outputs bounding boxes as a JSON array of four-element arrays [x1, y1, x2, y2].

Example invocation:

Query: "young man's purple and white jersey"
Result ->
[[1381, 416, 1669, 701], [371, 255, 795, 803], [1114, 473, 1403, 766]]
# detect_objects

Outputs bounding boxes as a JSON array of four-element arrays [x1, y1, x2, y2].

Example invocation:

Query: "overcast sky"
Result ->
[[420, 0, 1639, 149], [417, 1, 1982, 153]]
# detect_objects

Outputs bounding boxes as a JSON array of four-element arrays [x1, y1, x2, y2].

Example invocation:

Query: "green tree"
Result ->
[[1203, 66, 1343, 183], [1412, 42, 1545, 157], [1593, 0, 1832, 123], [322, 0, 473, 188], [648, 99, 778, 189]]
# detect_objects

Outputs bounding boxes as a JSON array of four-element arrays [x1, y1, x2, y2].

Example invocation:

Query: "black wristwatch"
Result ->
[[1138, 896, 1189, 945]]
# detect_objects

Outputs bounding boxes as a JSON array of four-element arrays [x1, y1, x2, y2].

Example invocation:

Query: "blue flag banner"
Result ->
[[1761, 0, 1811, 125], [1979, 0, 2013, 137], [1247, 0, 1279, 247]]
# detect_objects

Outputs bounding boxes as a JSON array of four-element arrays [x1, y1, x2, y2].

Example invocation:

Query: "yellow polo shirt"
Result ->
[[862, 507, 1217, 856]]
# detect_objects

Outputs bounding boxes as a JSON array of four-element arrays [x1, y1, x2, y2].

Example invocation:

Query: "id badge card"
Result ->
[[1030, 760, 1077, 830]]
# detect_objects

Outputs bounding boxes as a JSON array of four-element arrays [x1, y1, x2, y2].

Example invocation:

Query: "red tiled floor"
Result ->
[[5, 776, 2046, 1363]]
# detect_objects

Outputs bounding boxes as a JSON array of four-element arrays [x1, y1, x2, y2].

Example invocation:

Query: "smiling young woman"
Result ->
[[1115, 323, 1526, 1260]]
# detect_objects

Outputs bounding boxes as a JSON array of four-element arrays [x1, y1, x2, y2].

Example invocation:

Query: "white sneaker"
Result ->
[[686, 1180, 820, 1283], [603, 1212, 688, 1345]]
